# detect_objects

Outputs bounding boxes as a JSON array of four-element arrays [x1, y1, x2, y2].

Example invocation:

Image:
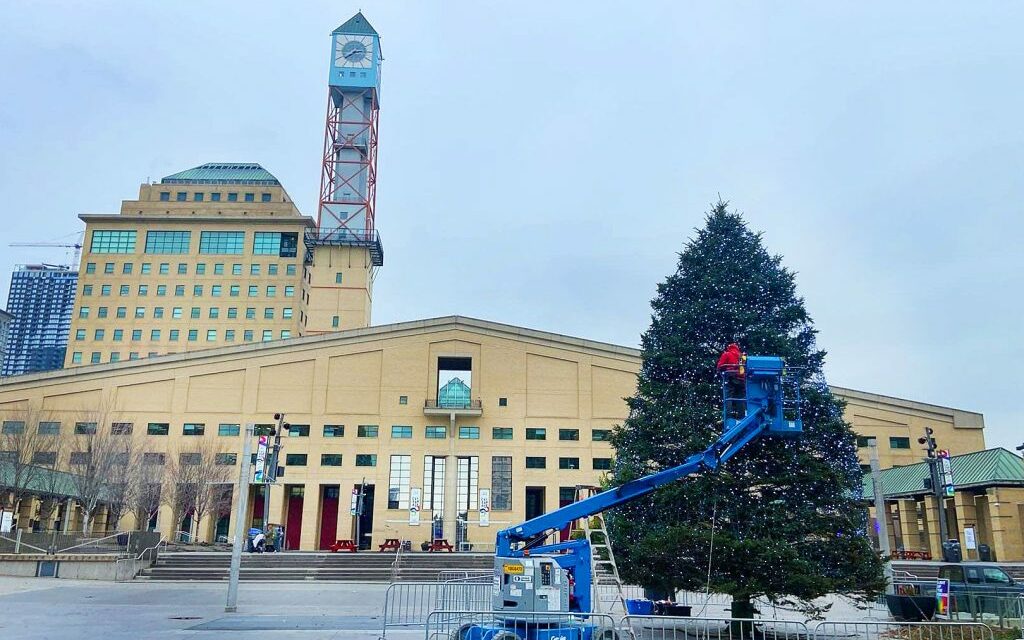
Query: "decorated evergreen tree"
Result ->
[[609, 202, 884, 618]]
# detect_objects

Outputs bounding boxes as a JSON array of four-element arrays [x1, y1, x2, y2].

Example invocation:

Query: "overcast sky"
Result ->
[[1, 2, 1021, 452]]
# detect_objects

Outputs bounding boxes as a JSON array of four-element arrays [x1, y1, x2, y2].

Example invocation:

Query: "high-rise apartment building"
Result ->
[[1, 265, 77, 376], [0, 309, 12, 370], [65, 163, 372, 366]]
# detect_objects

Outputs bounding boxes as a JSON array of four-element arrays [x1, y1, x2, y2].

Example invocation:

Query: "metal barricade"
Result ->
[[440, 570, 492, 583], [812, 620, 994, 640], [623, 616, 808, 640], [382, 581, 494, 637], [948, 593, 1024, 629], [426, 610, 619, 640]]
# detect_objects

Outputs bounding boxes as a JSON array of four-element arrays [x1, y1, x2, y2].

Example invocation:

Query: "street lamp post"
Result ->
[[226, 424, 255, 613]]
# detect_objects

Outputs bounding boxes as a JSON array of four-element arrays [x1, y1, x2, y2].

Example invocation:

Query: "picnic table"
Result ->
[[378, 538, 401, 552], [329, 539, 357, 553], [428, 539, 454, 552]]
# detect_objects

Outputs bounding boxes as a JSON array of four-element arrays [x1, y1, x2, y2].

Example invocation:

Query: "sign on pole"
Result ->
[[478, 488, 491, 527], [253, 435, 269, 483], [350, 487, 359, 516], [409, 488, 421, 525]]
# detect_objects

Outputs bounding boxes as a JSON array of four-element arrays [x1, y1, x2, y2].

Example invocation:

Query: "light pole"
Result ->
[[226, 424, 255, 613], [868, 438, 893, 593]]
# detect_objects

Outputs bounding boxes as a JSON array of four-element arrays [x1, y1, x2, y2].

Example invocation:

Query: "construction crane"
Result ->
[[8, 242, 83, 269], [457, 356, 803, 640]]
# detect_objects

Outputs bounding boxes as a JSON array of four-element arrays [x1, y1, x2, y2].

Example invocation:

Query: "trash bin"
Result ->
[[942, 540, 962, 563], [977, 543, 991, 562]]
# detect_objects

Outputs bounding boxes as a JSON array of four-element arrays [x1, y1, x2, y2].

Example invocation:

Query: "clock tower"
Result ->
[[307, 12, 384, 334]]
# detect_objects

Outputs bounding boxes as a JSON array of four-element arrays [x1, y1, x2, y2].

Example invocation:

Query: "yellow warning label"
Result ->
[[502, 563, 524, 575]]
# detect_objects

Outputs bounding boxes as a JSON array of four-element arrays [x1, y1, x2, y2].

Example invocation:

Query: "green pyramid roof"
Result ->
[[160, 163, 280, 186], [862, 448, 1024, 500], [333, 12, 378, 36]]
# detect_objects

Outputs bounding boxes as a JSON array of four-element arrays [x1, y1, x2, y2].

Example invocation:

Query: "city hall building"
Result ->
[[0, 12, 1014, 561]]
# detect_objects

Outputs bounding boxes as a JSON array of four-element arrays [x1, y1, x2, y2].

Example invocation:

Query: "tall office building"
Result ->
[[1, 265, 77, 376]]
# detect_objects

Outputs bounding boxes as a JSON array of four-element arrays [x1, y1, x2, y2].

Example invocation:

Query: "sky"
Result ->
[[0, 1, 1021, 452]]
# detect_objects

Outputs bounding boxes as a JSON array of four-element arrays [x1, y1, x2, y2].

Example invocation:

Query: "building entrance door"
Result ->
[[355, 484, 375, 550], [286, 486, 304, 550], [319, 486, 340, 550]]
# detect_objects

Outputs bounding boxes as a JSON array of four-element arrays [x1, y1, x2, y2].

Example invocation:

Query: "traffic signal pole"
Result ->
[[868, 439, 893, 593], [919, 427, 950, 555]]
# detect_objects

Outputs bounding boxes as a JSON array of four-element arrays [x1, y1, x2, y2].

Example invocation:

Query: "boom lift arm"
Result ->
[[489, 355, 802, 618]]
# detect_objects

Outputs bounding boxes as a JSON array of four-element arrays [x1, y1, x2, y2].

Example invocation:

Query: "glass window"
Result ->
[[135, 307, 145, 318], [116, 306, 127, 318], [426, 426, 447, 439], [97, 307, 108, 318], [559, 457, 581, 470], [323, 425, 344, 438], [112, 329, 123, 341], [459, 426, 480, 439], [131, 329, 142, 340], [194, 192, 204, 202], [159, 192, 170, 201], [388, 455, 411, 509], [357, 425, 378, 438], [38, 422, 61, 435], [983, 568, 1012, 585], [225, 329, 235, 342], [218, 424, 240, 437], [183, 423, 205, 436], [120, 284, 130, 296], [253, 232, 298, 257], [104, 262, 114, 273], [285, 454, 307, 466], [856, 436, 872, 448], [195, 263, 206, 275], [138, 284, 148, 296], [332, 316, 339, 328], [172, 307, 182, 319], [156, 285, 167, 296], [78, 307, 90, 318], [176, 192, 187, 201], [966, 568, 982, 584], [82, 284, 93, 296], [492, 456, 512, 510], [90, 230, 137, 254], [245, 192, 255, 202], [179, 453, 201, 466], [75, 329, 86, 340], [169, 329, 179, 341], [74, 422, 97, 435], [248, 285, 258, 297], [286, 264, 296, 276], [174, 285, 185, 296], [109, 352, 120, 362], [177, 263, 187, 275], [123, 263, 133, 274], [93, 329, 105, 340], [144, 231, 191, 254], [71, 352, 83, 364], [142, 262, 151, 273], [284, 285, 295, 297], [85, 262, 96, 274], [559, 429, 580, 441], [263, 308, 274, 319], [227, 307, 238, 319], [335, 272, 343, 284], [211, 285, 221, 297], [391, 425, 412, 439], [232, 263, 242, 275], [282, 307, 293, 319], [32, 451, 57, 465], [193, 285, 203, 297], [526, 428, 546, 440], [243, 330, 253, 341], [287, 424, 310, 437], [188, 329, 198, 341], [190, 307, 200, 319], [206, 329, 217, 341], [250, 264, 260, 276], [261, 329, 272, 341], [70, 452, 92, 466], [211, 193, 221, 202], [215, 453, 237, 466], [111, 422, 133, 435], [227, 192, 238, 202], [199, 231, 245, 254], [128, 352, 139, 360], [90, 352, 101, 364], [321, 454, 342, 466], [592, 429, 612, 442], [150, 329, 160, 340], [1, 421, 25, 434], [526, 456, 546, 469], [159, 263, 169, 274], [268, 264, 278, 275], [214, 263, 224, 275], [399, 395, 408, 405], [889, 437, 911, 449], [261, 193, 272, 202], [143, 452, 166, 465], [209, 307, 219, 319], [266, 286, 276, 297], [355, 454, 377, 467]]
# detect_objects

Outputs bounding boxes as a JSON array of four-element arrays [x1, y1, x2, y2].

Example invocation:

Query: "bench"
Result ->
[[329, 539, 357, 553], [892, 550, 932, 561], [429, 539, 454, 553], [378, 538, 401, 552]]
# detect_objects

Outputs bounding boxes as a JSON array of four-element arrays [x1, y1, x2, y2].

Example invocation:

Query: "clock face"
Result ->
[[335, 35, 374, 69]]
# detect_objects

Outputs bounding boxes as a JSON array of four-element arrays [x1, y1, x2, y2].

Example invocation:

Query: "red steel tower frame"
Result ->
[[316, 86, 379, 240]]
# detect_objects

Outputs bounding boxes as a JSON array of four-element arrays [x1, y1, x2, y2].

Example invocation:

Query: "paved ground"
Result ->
[[0, 577, 889, 640], [0, 578, 413, 640]]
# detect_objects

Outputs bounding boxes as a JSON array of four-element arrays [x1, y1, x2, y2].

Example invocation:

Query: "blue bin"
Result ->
[[625, 599, 654, 615]]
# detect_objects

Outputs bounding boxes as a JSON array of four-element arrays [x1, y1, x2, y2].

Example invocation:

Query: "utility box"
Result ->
[[493, 557, 570, 616]]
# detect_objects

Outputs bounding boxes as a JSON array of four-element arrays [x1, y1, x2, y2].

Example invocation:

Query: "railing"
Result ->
[[947, 592, 1024, 629], [390, 540, 405, 582], [0, 531, 48, 554], [812, 620, 994, 640], [114, 537, 167, 582], [381, 581, 493, 637], [423, 399, 483, 411], [440, 571, 492, 583], [623, 615, 809, 640]]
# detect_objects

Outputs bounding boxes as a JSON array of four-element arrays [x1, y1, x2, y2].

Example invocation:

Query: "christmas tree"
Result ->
[[609, 202, 885, 618]]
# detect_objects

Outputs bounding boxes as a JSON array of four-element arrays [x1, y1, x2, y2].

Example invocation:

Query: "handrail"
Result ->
[[114, 537, 166, 582], [389, 539, 404, 582], [56, 530, 131, 555]]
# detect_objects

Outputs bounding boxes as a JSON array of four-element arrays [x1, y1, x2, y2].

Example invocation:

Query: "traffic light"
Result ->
[[918, 426, 937, 458]]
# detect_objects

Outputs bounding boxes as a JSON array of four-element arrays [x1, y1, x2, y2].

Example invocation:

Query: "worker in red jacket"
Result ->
[[717, 343, 745, 418]]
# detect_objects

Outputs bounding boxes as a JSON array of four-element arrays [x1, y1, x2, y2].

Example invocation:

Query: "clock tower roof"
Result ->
[[333, 12, 378, 36]]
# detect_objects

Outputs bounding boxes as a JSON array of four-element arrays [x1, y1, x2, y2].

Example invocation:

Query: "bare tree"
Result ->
[[0, 405, 49, 531], [33, 416, 72, 531], [166, 440, 233, 543], [132, 456, 166, 532], [66, 403, 130, 534]]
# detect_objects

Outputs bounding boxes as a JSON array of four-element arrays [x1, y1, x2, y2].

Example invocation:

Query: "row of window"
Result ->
[[1, 420, 614, 443], [85, 261, 298, 276], [159, 191, 272, 203], [78, 305, 296, 322], [70, 329, 293, 362], [90, 230, 298, 257], [856, 436, 914, 450], [79, 284, 297, 302]]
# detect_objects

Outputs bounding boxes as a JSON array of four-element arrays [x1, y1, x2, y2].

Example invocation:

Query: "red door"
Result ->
[[286, 487, 304, 550], [319, 486, 340, 550]]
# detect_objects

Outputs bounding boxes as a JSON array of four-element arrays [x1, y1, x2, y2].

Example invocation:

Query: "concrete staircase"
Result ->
[[139, 551, 493, 582]]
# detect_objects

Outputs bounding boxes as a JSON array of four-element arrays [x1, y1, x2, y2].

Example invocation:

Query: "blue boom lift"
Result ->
[[458, 355, 802, 640]]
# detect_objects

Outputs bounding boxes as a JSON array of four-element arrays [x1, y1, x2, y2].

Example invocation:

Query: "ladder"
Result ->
[[572, 485, 627, 616]]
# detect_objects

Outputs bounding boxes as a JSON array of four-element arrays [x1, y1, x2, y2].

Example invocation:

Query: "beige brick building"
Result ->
[[0, 313, 997, 553]]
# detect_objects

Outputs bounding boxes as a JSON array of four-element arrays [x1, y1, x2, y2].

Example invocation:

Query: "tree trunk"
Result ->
[[729, 597, 759, 639]]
